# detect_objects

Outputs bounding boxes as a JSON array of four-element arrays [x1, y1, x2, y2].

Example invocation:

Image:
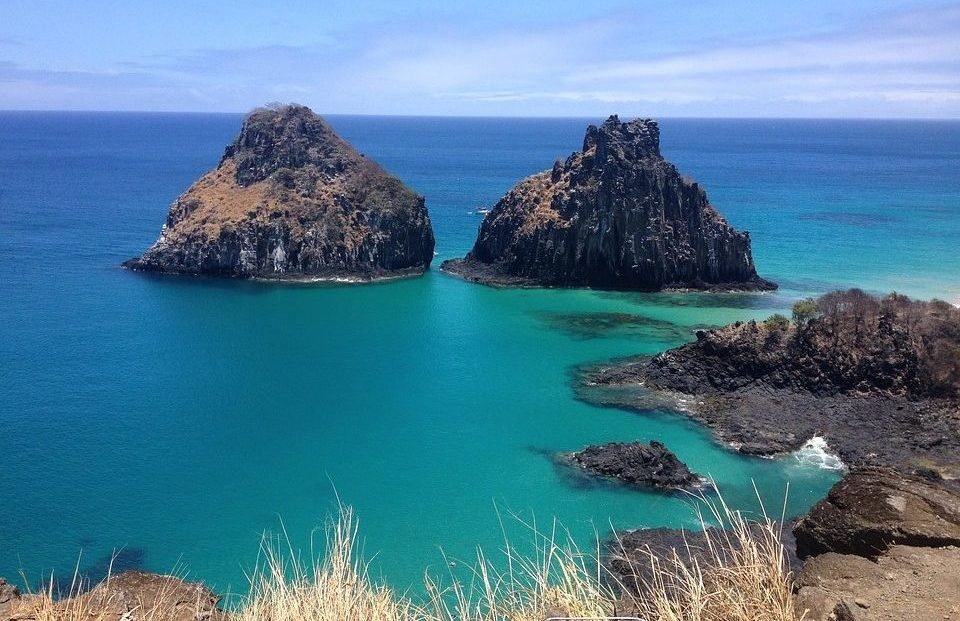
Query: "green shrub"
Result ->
[[791, 298, 819, 324], [763, 314, 791, 330]]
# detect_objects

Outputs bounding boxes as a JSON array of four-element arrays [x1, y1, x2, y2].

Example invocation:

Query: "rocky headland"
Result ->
[[588, 289, 960, 620], [789, 466, 960, 620], [441, 115, 775, 291], [583, 290, 960, 478], [565, 440, 704, 491], [124, 104, 435, 281]]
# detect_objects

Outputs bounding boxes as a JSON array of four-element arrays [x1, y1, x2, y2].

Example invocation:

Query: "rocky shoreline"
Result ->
[[581, 291, 960, 480], [588, 289, 960, 620]]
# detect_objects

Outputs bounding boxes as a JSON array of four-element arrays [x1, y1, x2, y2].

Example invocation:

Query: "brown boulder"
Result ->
[[793, 467, 960, 559]]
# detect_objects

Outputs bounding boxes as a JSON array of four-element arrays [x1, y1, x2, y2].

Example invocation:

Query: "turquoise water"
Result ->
[[1, 114, 958, 598]]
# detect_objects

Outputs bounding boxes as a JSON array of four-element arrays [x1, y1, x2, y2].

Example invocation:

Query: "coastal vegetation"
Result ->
[[2, 497, 799, 621]]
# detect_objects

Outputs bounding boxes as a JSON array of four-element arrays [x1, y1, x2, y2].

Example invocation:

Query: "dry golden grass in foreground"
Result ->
[[236, 507, 616, 621], [610, 493, 800, 621], [235, 492, 798, 621], [12, 492, 799, 621]]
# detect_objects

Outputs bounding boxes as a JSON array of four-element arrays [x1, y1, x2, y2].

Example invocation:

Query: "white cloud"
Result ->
[[1, 3, 958, 116]]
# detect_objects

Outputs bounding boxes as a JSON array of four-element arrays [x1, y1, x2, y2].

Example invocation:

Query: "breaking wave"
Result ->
[[793, 436, 845, 471]]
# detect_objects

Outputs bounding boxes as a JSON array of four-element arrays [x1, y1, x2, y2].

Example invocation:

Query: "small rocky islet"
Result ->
[[124, 104, 435, 281], [442, 115, 776, 292], [564, 440, 704, 491]]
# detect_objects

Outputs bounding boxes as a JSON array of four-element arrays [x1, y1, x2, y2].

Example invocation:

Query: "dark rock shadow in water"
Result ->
[[592, 290, 786, 311], [38, 548, 147, 597], [534, 310, 710, 341], [798, 211, 899, 227]]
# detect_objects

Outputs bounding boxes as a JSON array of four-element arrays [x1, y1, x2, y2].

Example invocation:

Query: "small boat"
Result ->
[[476, 208, 490, 215]]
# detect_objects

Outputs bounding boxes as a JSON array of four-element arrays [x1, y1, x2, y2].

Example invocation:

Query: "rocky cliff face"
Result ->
[[441, 115, 774, 291], [124, 105, 435, 280]]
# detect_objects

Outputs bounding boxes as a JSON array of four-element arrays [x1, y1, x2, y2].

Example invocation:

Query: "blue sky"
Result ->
[[1, 0, 958, 117]]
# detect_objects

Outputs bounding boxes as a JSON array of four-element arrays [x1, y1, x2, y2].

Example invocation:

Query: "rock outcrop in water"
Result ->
[[567, 441, 702, 490], [441, 115, 775, 291], [124, 104, 435, 281]]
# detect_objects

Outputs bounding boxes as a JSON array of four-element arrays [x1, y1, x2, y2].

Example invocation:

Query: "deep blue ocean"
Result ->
[[1, 113, 959, 600]]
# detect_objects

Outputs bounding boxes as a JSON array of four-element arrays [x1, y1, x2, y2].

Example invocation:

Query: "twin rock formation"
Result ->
[[126, 106, 772, 291]]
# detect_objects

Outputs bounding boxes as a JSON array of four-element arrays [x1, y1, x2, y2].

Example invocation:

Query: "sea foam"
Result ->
[[794, 436, 845, 471]]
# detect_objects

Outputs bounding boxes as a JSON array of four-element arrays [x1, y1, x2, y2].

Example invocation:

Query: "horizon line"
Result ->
[[2, 108, 960, 122]]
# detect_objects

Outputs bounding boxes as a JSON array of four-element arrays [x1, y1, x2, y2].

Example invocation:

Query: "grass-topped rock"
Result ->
[[124, 104, 435, 281]]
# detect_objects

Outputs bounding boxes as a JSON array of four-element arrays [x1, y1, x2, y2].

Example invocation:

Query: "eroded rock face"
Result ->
[[793, 467, 960, 559], [124, 104, 435, 281], [568, 441, 702, 490], [442, 115, 775, 291]]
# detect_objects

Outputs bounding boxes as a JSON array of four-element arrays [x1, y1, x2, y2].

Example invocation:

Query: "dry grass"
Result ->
[[234, 489, 798, 621], [611, 490, 800, 621], [235, 508, 423, 621], [14, 490, 800, 621], [233, 507, 616, 621]]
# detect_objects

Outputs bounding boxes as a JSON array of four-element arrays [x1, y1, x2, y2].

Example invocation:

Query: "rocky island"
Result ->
[[124, 104, 435, 281], [441, 115, 775, 291], [566, 440, 704, 491]]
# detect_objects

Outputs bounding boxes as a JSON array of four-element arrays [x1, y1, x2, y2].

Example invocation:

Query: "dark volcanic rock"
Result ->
[[441, 115, 775, 291], [569, 441, 702, 490], [124, 104, 435, 281], [793, 467, 960, 559], [581, 291, 960, 476]]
